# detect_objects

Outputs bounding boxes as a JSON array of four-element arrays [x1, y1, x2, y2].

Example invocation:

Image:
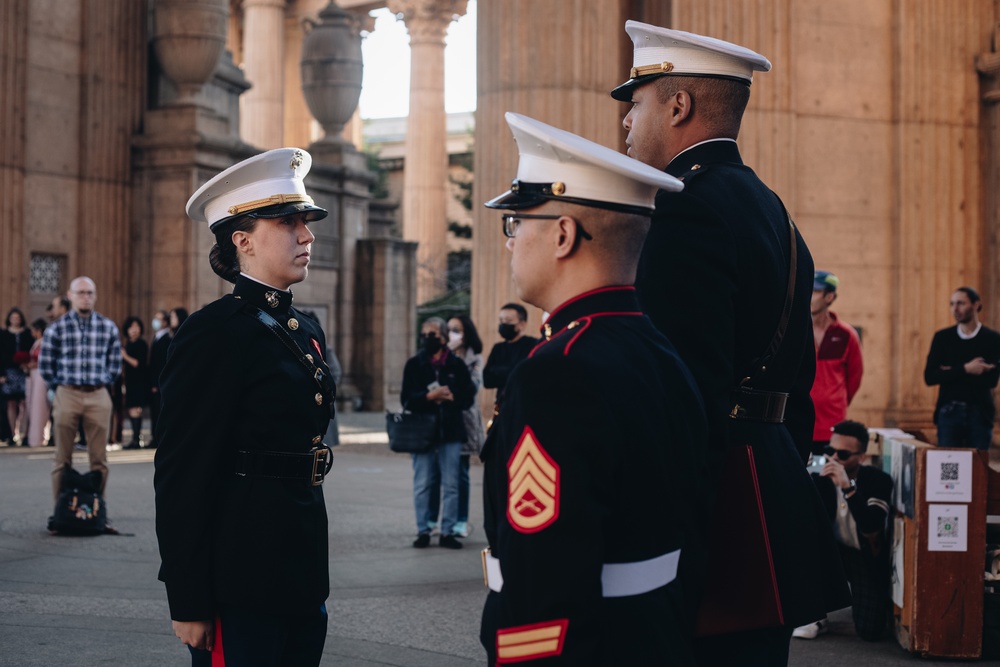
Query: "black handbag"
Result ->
[[386, 411, 438, 453]]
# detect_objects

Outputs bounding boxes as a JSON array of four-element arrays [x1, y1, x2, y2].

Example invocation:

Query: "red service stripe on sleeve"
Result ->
[[496, 619, 569, 663], [212, 616, 225, 666]]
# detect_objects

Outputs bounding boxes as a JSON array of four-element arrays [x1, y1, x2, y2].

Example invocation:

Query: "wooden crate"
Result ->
[[890, 440, 987, 658]]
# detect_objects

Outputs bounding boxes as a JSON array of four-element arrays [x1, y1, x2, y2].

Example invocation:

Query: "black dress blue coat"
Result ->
[[154, 275, 334, 621], [635, 139, 852, 628], [480, 287, 709, 665]]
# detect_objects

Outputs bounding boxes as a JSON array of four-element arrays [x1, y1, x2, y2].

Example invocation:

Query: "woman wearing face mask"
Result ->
[[400, 317, 475, 549], [445, 315, 485, 537]]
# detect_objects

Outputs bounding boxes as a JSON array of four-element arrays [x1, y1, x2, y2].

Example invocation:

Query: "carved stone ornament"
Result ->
[[152, 0, 229, 105], [301, 2, 364, 145]]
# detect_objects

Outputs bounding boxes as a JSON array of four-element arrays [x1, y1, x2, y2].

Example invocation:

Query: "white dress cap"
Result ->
[[611, 21, 771, 101], [485, 112, 683, 214], [186, 147, 327, 229]]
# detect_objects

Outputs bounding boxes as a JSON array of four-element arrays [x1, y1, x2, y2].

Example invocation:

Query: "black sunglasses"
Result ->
[[823, 446, 859, 461]]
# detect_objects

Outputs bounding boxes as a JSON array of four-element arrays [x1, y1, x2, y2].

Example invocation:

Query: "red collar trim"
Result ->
[[541, 286, 635, 334]]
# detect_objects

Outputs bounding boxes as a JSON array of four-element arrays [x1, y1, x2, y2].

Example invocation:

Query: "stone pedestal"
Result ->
[[354, 237, 418, 411], [388, 0, 467, 303], [134, 53, 255, 317]]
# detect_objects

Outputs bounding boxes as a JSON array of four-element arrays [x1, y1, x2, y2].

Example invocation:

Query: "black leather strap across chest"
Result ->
[[240, 302, 332, 402]]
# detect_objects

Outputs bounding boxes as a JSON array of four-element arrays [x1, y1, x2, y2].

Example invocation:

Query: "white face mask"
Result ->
[[447, 331, 463, 349], [151, 318, 163, 332]]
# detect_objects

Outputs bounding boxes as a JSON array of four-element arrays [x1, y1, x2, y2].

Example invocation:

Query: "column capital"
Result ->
[[387, 0, 467, 44]]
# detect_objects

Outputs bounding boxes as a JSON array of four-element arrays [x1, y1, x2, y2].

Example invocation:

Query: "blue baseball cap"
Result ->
[[814, 271, 839, 292]]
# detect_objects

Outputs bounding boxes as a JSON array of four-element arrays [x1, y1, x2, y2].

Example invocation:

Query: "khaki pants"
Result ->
[[51, 385, 111, 501]]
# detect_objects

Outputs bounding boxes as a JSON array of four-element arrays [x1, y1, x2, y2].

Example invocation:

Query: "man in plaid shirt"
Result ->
[[39, 276, 122, 501]]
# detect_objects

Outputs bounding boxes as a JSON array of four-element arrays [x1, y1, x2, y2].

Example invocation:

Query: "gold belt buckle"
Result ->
[[309, 445, 332, 486]]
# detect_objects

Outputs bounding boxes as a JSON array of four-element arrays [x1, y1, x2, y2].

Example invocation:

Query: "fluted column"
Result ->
[[241, 0, 287, 148], [0, 0, 28, 312], [388, 0, 466, 303], [978, 25, 1000, 335], [471, 0, 628, 363]]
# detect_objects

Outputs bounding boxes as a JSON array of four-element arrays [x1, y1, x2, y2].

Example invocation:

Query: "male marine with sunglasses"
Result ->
[[796, 419, 893, 642]]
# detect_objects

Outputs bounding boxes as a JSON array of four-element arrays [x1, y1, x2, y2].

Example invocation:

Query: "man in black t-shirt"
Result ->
[[924, 286, 1000, 450], [483, 303, 538, 408]]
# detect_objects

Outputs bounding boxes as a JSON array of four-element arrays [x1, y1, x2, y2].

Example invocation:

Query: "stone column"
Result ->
[[978, 24, 1000, 333], [387, 0, 466, 303], [241, 0, 287, 149], [0, 0, 28, 312], [471, 0, 629, 387]]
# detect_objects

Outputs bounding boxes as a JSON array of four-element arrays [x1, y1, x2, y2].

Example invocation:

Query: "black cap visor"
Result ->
[[209, 201, 328, 231], [485, 181, 653, 216], [611, 72, 672, 101]]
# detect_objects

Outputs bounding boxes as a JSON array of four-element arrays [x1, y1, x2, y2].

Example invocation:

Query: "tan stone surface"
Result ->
[[472, 0, 630, 362], [241, 0, 287, 149]]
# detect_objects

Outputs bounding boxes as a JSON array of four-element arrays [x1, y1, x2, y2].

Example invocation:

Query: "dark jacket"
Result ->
[[923, 324, 1000, 421], [154, 275, 334, 621], [483, 336, 538, 404], [148, 331, 171, 390], [481, 287, 709, 665], [401, 347, 475, 445], [813, 465, 894, 568], [635, 139, 852, 628]]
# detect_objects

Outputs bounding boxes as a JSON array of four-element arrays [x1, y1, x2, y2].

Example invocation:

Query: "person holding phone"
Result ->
[[797, 420, 893, 641], [400, 317, 475, 549]]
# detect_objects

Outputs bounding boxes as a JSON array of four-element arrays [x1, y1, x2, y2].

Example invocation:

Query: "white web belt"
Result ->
[[482, 548, 681, 598]]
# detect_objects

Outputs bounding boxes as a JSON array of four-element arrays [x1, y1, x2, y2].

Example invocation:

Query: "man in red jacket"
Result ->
[[810, 271, 864, 455]]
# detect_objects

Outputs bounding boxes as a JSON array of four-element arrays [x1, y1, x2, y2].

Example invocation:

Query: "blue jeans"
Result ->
[[412, 441, 461, 536], [430, 454, 471, 524], [936, 401, 993, 450]]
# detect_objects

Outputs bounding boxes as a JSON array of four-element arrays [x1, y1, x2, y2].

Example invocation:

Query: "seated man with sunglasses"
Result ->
[[795, 419, 893, 641]]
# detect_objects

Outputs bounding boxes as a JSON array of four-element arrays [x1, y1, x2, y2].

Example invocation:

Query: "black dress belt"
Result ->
[[729, 387, 788, 423], [235, 445, 333, 486]]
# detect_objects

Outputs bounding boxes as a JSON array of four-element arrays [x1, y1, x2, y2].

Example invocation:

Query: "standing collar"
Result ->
[[666, 138, 743, 178], [540, 286, 642, 340], [234, 274, 294, 313]]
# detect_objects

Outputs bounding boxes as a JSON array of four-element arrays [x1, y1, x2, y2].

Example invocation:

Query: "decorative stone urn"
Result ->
[[152, 0, 229, 105], [301, 2, 364, 145]]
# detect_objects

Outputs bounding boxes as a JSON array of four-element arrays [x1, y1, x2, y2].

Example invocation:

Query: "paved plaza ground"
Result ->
[[0, 412, 978, 665]]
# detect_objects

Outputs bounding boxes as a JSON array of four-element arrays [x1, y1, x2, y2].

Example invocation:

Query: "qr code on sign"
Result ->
[[937, 516, 959, 538], [940, 462, 959, 481]]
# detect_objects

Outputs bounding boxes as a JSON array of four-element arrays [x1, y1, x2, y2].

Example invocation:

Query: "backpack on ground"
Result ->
[[47, 467, 107, 536]]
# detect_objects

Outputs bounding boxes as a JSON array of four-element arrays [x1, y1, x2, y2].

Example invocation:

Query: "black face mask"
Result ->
[[498, 323, 518, 341], [423, 334, 443, 354]]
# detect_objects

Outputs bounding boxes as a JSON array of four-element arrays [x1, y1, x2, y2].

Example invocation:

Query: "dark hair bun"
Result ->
[[209, 243, 240, 284]]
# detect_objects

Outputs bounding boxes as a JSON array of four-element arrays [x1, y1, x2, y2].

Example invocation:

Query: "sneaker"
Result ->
[[792, 619, 828, 639], [439, 535, 463, 549], [412, 533, 431, 549], [453, 522, 473, 538]]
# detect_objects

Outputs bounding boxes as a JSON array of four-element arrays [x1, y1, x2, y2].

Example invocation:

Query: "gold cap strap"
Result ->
[[629, 61, 675, 79], [227, 193, 314, 216]]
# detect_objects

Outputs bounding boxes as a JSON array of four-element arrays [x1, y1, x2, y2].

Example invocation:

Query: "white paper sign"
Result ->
[[927, 503, 968, 552], [925, 449, 973, 503], [891, 516, 905, 607]]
